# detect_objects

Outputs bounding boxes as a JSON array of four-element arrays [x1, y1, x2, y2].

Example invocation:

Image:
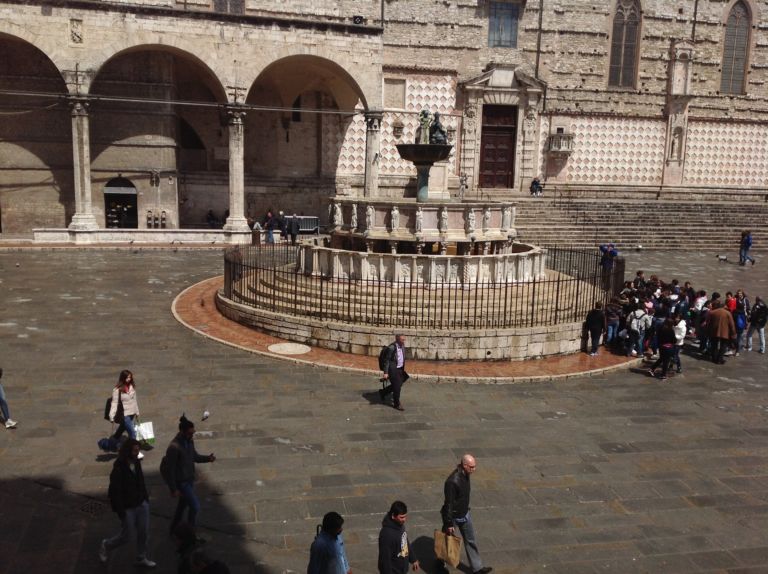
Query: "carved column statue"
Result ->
[[68, 97, 99, 231], [364, 110, 383, 197], [663, 40, 695, 187], [223, 107, 251, 232]]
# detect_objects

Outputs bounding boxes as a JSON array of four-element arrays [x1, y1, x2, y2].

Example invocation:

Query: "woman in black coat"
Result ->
[[99, 438, 156, 568], [649, 318, 677, 380]]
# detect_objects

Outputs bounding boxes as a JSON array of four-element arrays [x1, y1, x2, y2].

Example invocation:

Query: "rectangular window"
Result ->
[[489, 2, 519, 48]]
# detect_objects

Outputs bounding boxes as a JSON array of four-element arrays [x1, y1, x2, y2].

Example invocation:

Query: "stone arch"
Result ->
[[87, 46, 229, 230], [0, 29, 68, 91], [247, 54, 368, 111], [0, 33, 73, 233], [242, 54, 369, 224], [88, 44, 227, 102], [721, 0, 759, 24]]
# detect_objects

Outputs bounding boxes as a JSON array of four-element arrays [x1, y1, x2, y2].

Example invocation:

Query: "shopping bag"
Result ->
[[135, 420, 155, 447], [434, 529, 461, 568]]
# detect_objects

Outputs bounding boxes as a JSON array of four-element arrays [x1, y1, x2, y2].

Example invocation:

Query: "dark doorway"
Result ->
[[104, 177, 138, 229], [479, 105, 517, 188]]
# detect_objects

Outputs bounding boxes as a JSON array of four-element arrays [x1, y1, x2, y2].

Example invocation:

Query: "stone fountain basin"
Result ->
[[396, 143, 453, 164]]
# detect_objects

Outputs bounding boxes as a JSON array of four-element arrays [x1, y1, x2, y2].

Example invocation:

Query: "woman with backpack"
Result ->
[[625, 303, 651, 357], [109, 370, 144, 459]]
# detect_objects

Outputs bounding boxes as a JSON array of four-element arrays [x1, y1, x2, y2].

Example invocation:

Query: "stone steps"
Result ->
[[513, 196, 768, 249], [233, 271, 586, 327]]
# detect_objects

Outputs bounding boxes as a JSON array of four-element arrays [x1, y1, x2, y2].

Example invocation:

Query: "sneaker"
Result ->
[[631, 350, 638, 356], [4, 419, 17, 429], [135, 558, 157, 568], [659, 376, 668, 381], [735, 352, 740, 357], [676, 368, 682, 374], [99, 539, 108, 563], [746, 347, 752, 352], [647, 369, 655, 377], [589, 352, 597, 357], [137, 452, 145, 460]]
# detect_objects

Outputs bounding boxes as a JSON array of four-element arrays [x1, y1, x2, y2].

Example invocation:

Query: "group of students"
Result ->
[[584, 270, 767, 379], [100, 371, 226, 572]]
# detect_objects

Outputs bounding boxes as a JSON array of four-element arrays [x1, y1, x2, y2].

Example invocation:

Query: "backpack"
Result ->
[[629, 312, 646, 333], [378, 344, 392, 372]]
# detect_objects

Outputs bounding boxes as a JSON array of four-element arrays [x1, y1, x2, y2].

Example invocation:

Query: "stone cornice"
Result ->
[[4, 0, 383, 37]]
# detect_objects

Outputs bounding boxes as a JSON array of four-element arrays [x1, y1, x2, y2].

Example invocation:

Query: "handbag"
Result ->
[[434, 529, 461, 568], [135, 419, 155, 447]]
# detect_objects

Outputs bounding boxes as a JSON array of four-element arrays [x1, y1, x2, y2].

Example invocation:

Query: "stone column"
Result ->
[[223, 107, 251, 232], [68, 98, 99, 230], [364, 110, 383, 198]]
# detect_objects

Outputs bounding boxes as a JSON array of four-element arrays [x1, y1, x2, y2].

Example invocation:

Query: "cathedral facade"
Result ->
[[0, 0, 766, 234]]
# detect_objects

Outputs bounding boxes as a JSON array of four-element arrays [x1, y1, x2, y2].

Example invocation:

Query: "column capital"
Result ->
[[224, 105, 247, 124], [365, 109, 384, 131], [67, 96, 90, 116]]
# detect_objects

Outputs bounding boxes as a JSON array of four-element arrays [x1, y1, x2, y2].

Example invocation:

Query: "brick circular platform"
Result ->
[[173, 276, 641, 383]]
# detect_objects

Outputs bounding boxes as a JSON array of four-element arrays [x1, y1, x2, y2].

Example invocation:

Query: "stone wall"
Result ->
[[2, 0, 768, 235], [216, 290, 583, 361]]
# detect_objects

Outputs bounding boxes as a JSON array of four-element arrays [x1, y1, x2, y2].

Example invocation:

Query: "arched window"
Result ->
[[609, 0, 641, 88], [721, 1, 751, 94]]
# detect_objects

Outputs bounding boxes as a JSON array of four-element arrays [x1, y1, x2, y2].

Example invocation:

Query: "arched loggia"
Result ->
[[0, 34, 72, 233], [244, 55, 368, 224]]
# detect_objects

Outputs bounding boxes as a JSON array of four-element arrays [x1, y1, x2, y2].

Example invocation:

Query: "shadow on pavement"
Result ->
[[0, 471, 269, 574]]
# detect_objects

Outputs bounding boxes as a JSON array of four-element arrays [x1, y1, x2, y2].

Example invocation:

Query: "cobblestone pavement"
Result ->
[[0, 249, 767, 574]]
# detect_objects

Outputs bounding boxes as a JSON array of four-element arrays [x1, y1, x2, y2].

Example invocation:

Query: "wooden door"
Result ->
[[479, 105, 517, 188]]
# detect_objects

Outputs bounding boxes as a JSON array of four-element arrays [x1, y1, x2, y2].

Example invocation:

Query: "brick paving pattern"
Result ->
[[0, 248, 766, 574]]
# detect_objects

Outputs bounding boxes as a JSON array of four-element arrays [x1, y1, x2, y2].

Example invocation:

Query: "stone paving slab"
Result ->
[[0, 249, 766, 574]]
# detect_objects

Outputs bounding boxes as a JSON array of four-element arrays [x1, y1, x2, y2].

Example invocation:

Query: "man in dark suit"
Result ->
[[379, 334, 409, 411]]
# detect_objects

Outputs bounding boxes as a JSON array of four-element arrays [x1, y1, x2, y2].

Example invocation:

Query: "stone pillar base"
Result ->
[[224, 230, 252, 244], [223, 217, 251, 233], [68, 214, 99, 231]]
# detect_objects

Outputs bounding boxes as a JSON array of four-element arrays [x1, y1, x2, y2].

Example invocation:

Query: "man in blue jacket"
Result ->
[[308, 511, 350, 574]]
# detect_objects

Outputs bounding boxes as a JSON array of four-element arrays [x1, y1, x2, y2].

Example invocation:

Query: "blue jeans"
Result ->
[[673, 345, 683, 372], [606, 321, 619, 344], [112, 414, 136, 440], [0, 383, 10, 421], [746, 325, 766, 352], [740, 247, 755, 265], [627, 329, 644, 355], [453, 513, 484, 572], [172, 481, 201, 529], [105, 500, 150, 560], [266, 228, 274, 243]]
